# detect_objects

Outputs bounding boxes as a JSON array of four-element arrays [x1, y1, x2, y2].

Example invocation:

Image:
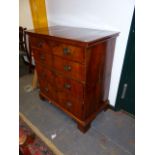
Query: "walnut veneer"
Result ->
[[26, 25, 119, 133]]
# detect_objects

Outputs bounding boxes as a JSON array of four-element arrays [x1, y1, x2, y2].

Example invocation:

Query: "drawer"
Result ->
[[35, 64, 55, 86], [55, 90, 83, 118], [54, 73, 84, 99], [30, 36, 54, 52], [32, 49, 52, 68], [39, 80, 55, 100], [52, 43, 84, 63], [53, 56, 85, 82]]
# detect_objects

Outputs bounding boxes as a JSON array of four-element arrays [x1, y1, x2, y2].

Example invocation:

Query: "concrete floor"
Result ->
[[19, 58, 135, 155], [19, 74, 135, 155]]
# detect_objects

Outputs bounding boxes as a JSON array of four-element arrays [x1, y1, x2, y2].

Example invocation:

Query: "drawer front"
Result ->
[[55, 90, 83, 118], [53, 56, 85, 82], [30, 36, 54, 52], [35, 63, 55, 86], [54, 73, 83, 99], [39, 81, 55, 100], [52, 43, 84, 63], [32, 49, 52, 68]]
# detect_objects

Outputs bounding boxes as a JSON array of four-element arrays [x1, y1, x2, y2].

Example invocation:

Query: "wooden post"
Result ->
[[29, 0, 48, 90], [32, 69, 38, 90]]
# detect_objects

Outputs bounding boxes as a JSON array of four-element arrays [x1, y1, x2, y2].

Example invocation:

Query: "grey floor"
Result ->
[[19, 61, 135, 155]]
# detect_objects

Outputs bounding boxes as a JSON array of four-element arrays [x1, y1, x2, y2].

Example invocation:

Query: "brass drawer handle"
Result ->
[[64, 83, 71, 89], [66, 102, 72, 107], [63, 47, 71, 55], [37, 41, 44, 48], [40, 55, 45, 60], [64, 65, 72, 71], [45, 87, 49, 92]]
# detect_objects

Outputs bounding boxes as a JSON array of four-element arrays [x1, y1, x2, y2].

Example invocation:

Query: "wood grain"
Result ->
[[27, 25, 119, 133]]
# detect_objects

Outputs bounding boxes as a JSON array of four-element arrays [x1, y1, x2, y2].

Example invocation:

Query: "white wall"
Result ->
[[45, 0, 135, 106], [19, 0, 33, 29]]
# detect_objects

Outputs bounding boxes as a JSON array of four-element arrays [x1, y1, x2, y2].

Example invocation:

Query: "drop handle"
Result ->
[[40, 54, 45, 60], [37, 41, 44, 48], [45, 87, 49, 92], [64, 83, 71, 89], [63, 47, 71, 55], [66, 102, 72, 107], [64, 65, 72, 71]]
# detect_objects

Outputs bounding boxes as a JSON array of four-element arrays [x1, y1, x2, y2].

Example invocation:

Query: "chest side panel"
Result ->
[[84, 38, 117, 119], [102, 38, 116, 101]]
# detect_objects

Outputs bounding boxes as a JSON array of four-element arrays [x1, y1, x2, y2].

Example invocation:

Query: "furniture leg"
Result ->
[[39, 93, 46, 101], [77, 122, 91, 133]]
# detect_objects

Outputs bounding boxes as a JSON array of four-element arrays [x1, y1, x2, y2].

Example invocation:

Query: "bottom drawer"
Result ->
[[55, 90, 83, 118]]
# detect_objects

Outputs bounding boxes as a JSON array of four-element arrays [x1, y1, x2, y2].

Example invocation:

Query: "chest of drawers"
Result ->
[[26, 26, 119, 133]]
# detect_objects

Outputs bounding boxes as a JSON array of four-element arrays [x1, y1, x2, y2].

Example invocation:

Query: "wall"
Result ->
[[45, 0, 135, 106], [19, 0, 33, 29]]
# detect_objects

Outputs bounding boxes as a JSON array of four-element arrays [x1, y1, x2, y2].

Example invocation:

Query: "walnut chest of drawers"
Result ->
[[26, 26, 119, 133]]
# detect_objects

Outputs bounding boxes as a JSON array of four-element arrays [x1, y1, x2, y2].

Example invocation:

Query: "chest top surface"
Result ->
[[26, 25, 119, 44]]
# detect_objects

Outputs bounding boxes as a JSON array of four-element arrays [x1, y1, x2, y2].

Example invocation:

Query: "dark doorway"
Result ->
[[115, 10, 135, 115]]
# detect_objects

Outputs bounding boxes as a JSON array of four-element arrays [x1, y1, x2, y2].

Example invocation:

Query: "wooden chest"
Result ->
[[26, 26, 119, 133]]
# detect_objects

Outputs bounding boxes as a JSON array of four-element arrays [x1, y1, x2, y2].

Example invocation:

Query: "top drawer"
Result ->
[[30, 36, 84, 63], [52, 43, 84, 63], [30, 36, 54, 52]]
